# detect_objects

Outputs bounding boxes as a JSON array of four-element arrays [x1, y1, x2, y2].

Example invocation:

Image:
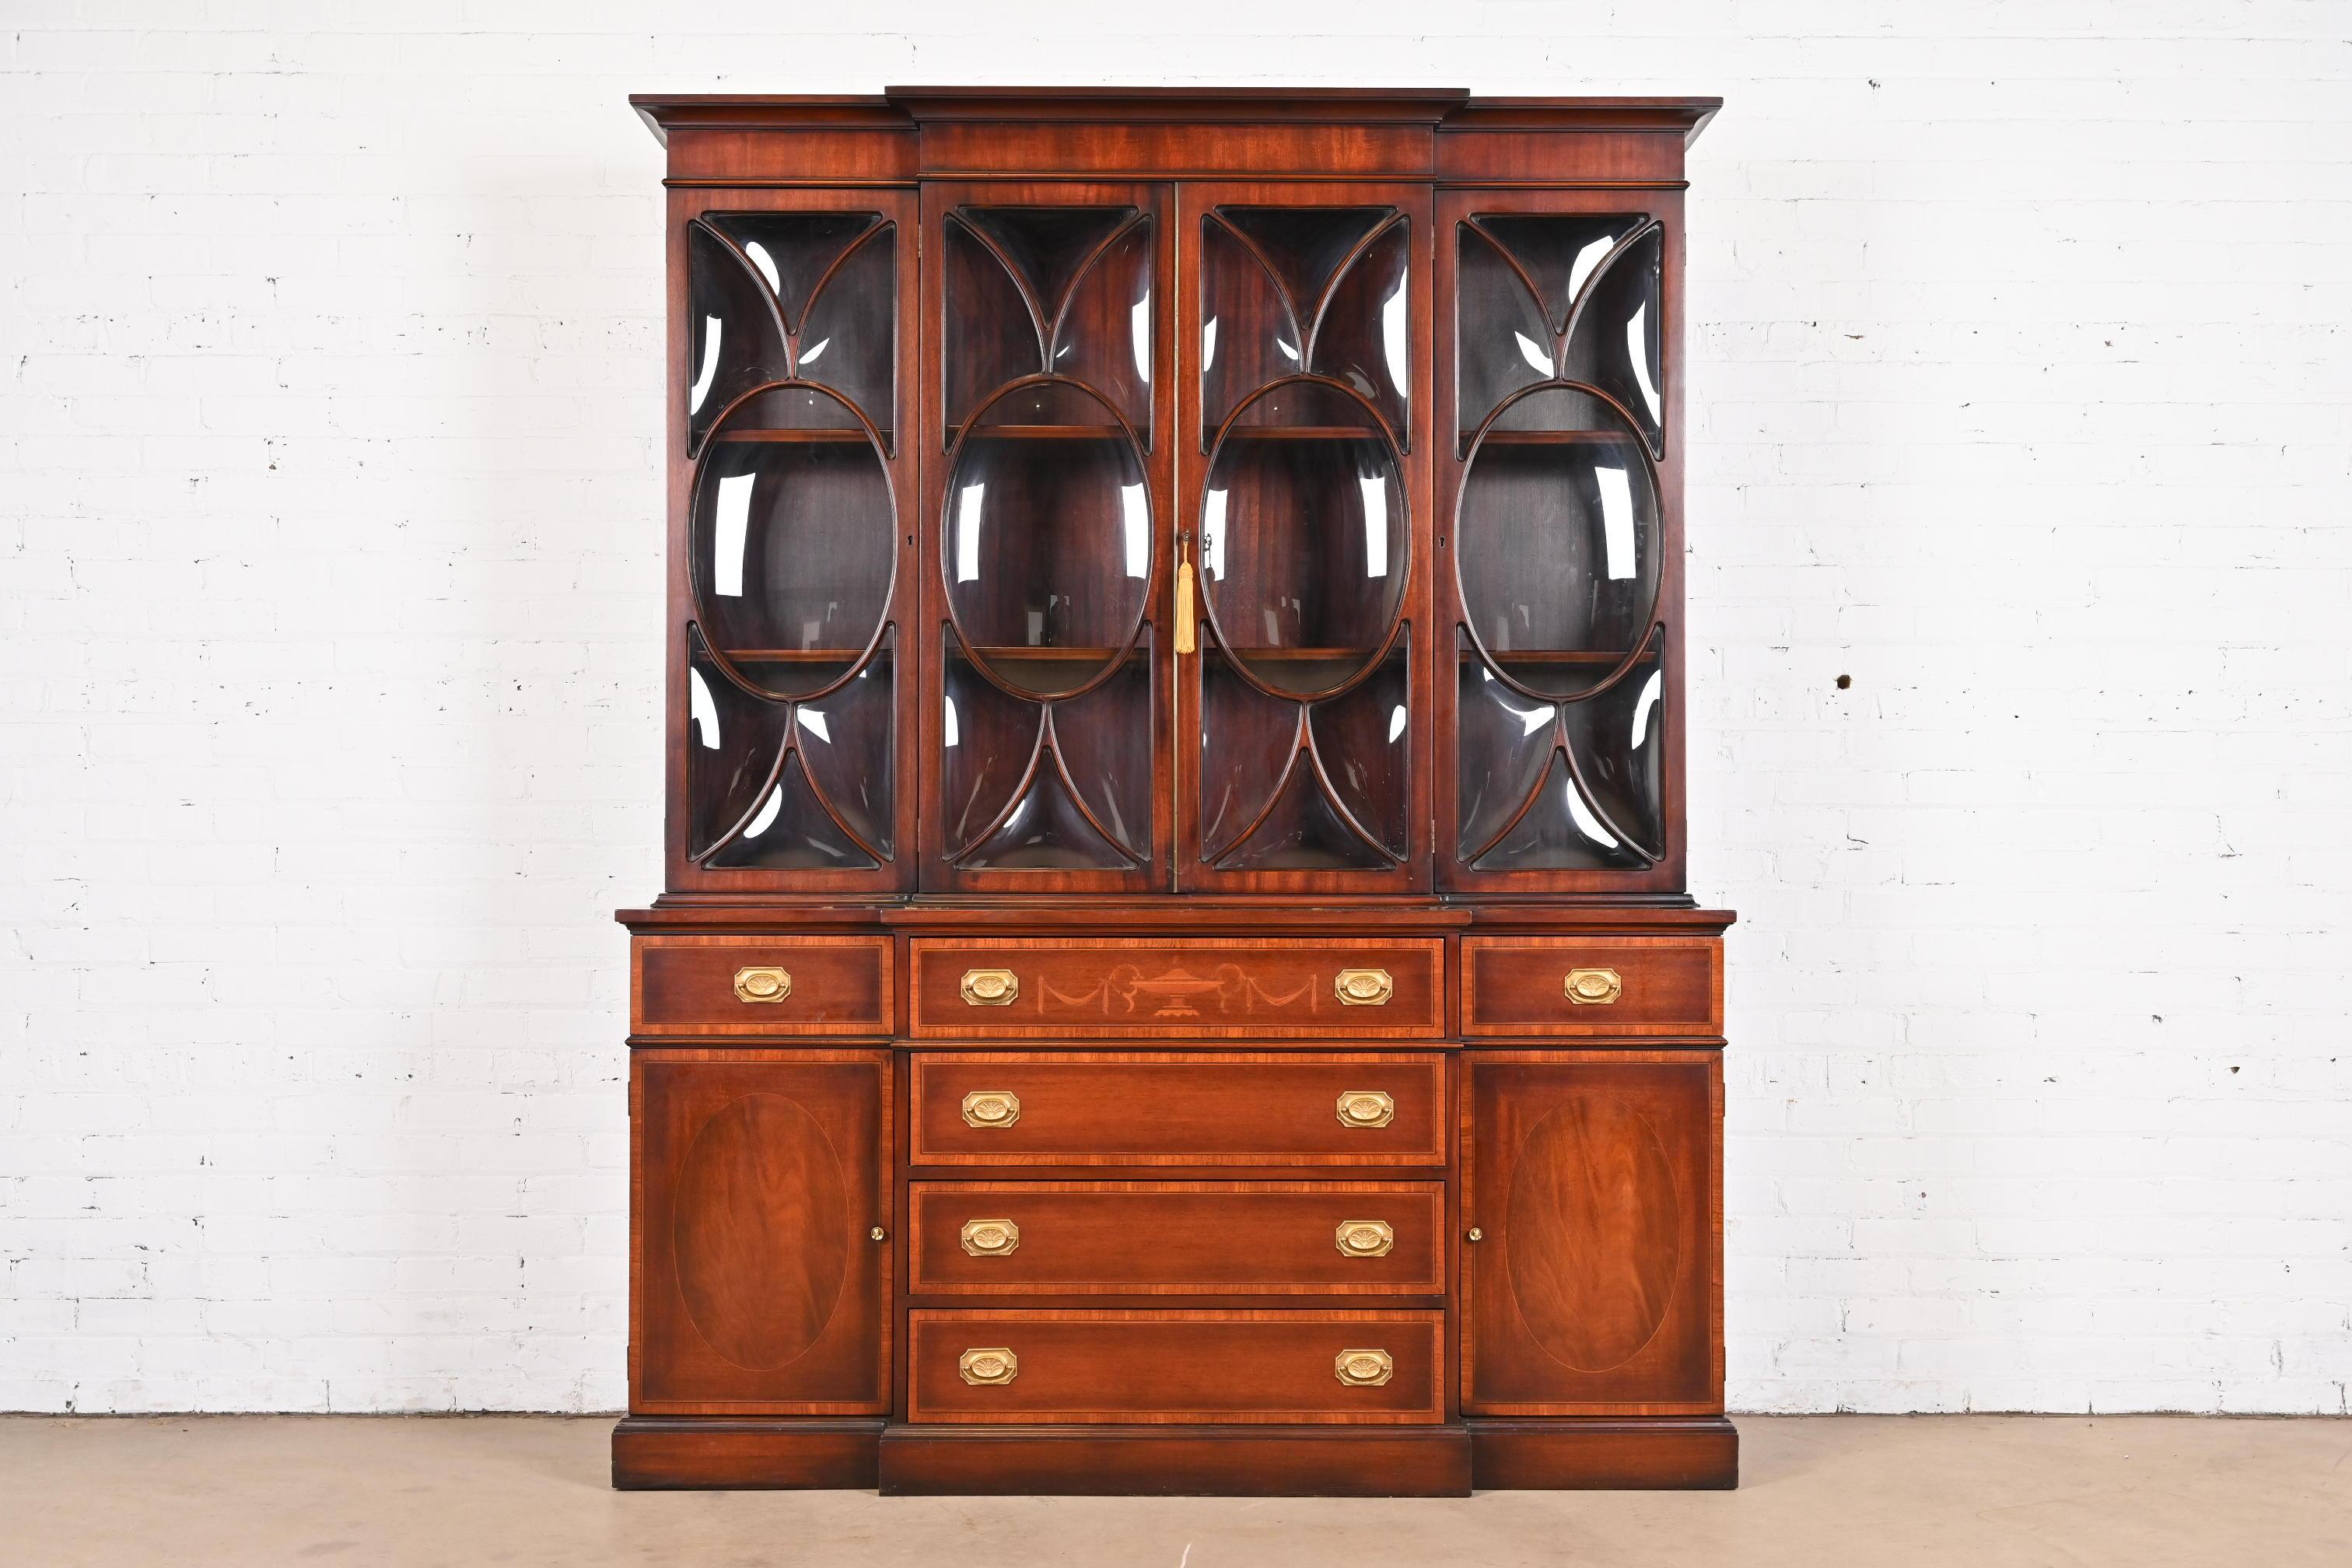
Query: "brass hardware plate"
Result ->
[[1335, 1090, 1395, 1129], [1335, 1220, 1395, 1258], [1333, 968, 1394, 1006], [732, 966, 792, 1004], [961, 968, 1020, 1006], [960, 1217, 1020, 1257], [1334, 1348, 1394, 1387], [961, 1090, 1021, 1129], [958, 1347, 1018, 1386], [1564, 966, 1623, 1005]]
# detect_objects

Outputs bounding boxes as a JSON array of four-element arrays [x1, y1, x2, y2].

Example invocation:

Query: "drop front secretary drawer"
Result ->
[[908, 1053, 1447, 1167], [906, 1310, 1446, 1423], [907, 938, 1444, 1038], [1461, 936, 1722, 1038], [631, 935, 894, 1037]]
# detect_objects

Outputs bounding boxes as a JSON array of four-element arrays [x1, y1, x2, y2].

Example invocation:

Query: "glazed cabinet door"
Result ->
[[1175, 183, 1435, 892], [1462, 1051, 1721, 1413], [631, 1051, 891, 1415], [1437, 191, 1686, 894], [919, 182, 1177, 891], [670, 191, 918, 893]]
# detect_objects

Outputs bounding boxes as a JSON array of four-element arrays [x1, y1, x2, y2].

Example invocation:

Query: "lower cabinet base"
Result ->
[[879, 1422, 1472, 1496], [611, 1417, 883, 1490], [612, 1416, 1738, 1493], [1468, 1416, 1740, 1489]]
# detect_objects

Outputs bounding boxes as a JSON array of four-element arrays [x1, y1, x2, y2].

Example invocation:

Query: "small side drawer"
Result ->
[[908, 1181, 1447, 1297], [908, 1052, 1447, 1167], [632, 935, 894, 1037], [907, 938, 1445, 1039], [1461, 936, 1721, 1038], [906, 1309, 1446, 1423]]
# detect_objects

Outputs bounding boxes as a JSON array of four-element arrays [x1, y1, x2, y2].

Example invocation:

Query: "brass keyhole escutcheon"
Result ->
[[1334, 1349, 1394, 1387], [961, 1090, 1021, 1129], [961, 1218, 1020, 1257], [1335, 1220, 1395, 1258], [1564, 967, 1623, 1005], [1333, 968, 1393, 1006], [1336, 1090, 1395, 1129], [958, 1347, 1018, 1386], [961, 968, 1019, 1006], [732, 967, 791, 1003]]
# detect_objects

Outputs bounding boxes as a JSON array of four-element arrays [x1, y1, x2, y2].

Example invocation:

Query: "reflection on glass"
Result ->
[[946, 206, 1150, 441], [1201, 207, 1407, 449], [1456, 391, 1659, 698], [1200, 382, 1405, 698], [690, 387, 893, 698], [1308, 648, 1411, 859], [688, 214, 893, 452], [686, 224, 789, 453], [943, 381, 1151, 699], [1559, 224, 1664, 453], [1454, 631, 1664, 873], [1309, 219, 1411, 444]]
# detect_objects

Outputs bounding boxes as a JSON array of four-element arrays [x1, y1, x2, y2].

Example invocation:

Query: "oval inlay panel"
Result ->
[[1503, 1096, 1682, 1373], [672, 1091, 849, 1371]]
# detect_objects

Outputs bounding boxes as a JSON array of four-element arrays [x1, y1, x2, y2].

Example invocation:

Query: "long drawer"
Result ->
[[908, 1052, 1447, 1167], [1461, 936, 1722, 1038], [907, 938, 1446, 1038], [632, 935, 894, 1038], [905, 1309, 1446, 1423], [908, 1181, 1447, 1297]]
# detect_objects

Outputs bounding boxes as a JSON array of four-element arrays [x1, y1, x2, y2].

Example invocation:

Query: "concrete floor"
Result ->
[[2, 1415, 2346, 1566]]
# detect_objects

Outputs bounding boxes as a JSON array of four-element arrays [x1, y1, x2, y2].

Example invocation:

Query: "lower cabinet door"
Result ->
[[1462, 1051, 1721, 1414], [632, 1049, 891, 1415]]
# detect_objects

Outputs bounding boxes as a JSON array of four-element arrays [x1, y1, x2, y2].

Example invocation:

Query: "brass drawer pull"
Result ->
[[732, 966, 792, 1003], [1334, 968, 1393, 1006], [958, 1347, 1018, 1386], [1564, 966, 1623, 1005], [961, 968, 1019, 1006], [960, 1218, 1020, 1257], [1334, 1348, 1394, 1387], [961, 1090, 1021, 1129], [1335, 1090, 1395, 1129], [1335, 1220, 1394, 1258]]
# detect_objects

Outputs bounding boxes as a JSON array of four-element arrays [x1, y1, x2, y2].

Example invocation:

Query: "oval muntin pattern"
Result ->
[[687, 387, 901, 707], [687, 215, 896, 461], [1458, 621, 1666, 869], [1459, 215, 1665, 460], [671, 1091, 852, 1372], [1452, 378, 1664, 709], [1201, 208, 1411, 452], [938, 373, 1157, 707], [944, 206, 1153, 442], [1195, 373, 1411, 707], [1502, 1096, 1684, 1374]]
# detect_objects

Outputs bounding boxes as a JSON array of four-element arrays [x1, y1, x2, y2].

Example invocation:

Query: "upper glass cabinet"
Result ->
[[678, 207, 907, 884], [1187, 200, 1419, 884], [1447, 209, 1671, 882], [929, 199, 1162, 883]]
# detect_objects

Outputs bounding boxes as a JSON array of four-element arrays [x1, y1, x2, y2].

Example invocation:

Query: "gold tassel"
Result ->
[[1174, 558, 1197, 655]]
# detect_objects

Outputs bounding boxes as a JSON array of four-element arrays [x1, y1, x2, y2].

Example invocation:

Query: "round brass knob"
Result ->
[[1466, 1227, 1484, 1243], [1335, 1090, 1395, 1129], [869, 1226, 887, 1243]]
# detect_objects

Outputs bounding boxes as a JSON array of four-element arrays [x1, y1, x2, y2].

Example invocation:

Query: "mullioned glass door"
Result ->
[[919, 183, 1175, 891], [1175, 184, 1434, 893], [1437, 190, 1685, 893], [671, 190, 917, 891]]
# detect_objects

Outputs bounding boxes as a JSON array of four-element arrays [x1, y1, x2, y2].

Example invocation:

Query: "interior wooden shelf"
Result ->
[[1461, 648, 1635, 665], [1463, 429, 1636, 447], [710, 428, 881, 444]]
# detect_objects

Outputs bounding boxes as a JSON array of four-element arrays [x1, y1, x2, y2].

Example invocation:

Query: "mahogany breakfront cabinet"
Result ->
[[616, 88, 1731, 1496]]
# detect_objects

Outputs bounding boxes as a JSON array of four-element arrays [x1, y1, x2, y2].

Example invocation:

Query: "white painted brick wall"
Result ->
[[2, 2, 2347, 1415]]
